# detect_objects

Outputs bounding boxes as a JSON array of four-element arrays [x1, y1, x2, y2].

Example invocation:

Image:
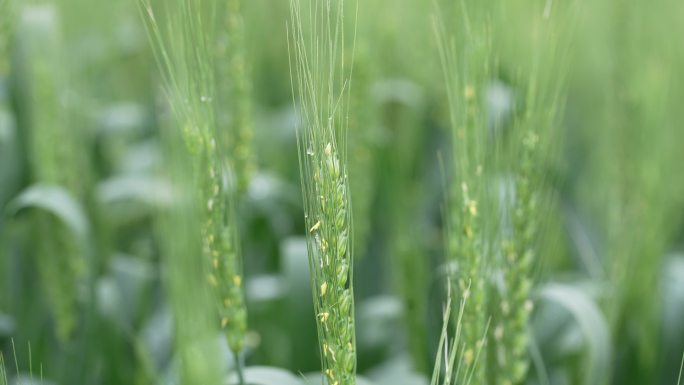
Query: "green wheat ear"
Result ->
[[490, 8, 569, 384], [288, 0, 357, 384], [493, 131, 540, 385], [201, 157, 247, 352], [434, 5, 493, 384], [19, 4, 89, 342], [430, 281, 489, 385], [216, 0, 256, 195], [138, 0, 248, 356], [158, 130, 224, 385]]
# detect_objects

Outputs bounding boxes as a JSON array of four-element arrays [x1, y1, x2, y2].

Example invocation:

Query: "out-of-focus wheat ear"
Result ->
[[216, 0, 256, 195], [157, 128, 224, 385], [200, 156, 248, 353], [490, 5, 570, 382], [18, 4, 89, 342], [138, 0, 249, 368], [494, 131, 539, 385], [434, 4, 492, 384]]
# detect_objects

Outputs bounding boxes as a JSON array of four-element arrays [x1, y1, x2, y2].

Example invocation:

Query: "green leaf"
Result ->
[[96, 254, 155, 333], [356, 295, 403, 354], [246, 274, 286, 303], [97, 103, 148, 135], [536, 283, 611, 385], [138, 306, 173, 372], [6, 184, 90, 247], [229, 366, 302, 385], [97, 175, 173, 207], [365, 355, 428, 385]]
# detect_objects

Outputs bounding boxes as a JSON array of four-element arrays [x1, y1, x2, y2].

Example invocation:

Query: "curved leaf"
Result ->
[[229, 366, 302, 385], [357, 295, 403, 351], [365, 355, 428, 385], [536, 283, 611, 385], [6, 184, 89, 246], [97, 175, 173, 207]]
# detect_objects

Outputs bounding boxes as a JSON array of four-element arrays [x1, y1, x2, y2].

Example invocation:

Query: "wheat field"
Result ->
[[1, 0, 684, 384]]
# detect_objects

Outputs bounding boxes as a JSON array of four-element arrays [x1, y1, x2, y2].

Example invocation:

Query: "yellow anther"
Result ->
[[233, 275, 242, 287], [318, 312, 330, 322], [320, 281, 328, 297], [327, 345, 337, 362], [325, 143, 332, 156], [464, 85, 475, 100], [310, 221, 321, 233], [468, 200, 478, 216]]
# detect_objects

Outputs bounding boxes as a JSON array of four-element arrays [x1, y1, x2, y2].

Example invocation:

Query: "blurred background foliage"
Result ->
[[1, 0, 684, 384]]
